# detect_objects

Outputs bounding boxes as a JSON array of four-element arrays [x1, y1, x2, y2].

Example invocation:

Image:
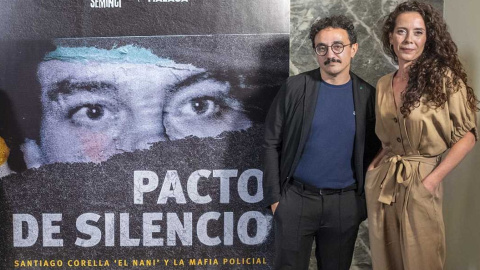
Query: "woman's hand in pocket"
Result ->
[[422, 176, 439, 195]]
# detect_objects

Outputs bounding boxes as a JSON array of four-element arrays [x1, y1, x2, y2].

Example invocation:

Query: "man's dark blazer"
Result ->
[[262, 68, 381, 220]]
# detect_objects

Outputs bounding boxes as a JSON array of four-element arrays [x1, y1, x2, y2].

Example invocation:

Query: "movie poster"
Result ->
[[0, 1, 289, 269]]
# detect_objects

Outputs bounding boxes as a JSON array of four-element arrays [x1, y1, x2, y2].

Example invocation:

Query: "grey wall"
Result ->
[[290, 0, 443, 85], [444, 0, 480, 269]]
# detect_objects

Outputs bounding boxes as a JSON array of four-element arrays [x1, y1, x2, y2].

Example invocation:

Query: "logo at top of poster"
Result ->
[[89, 0, 190, 9], [90, 0, 122, 8]]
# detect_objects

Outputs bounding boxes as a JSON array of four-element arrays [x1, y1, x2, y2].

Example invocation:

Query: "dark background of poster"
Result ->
[[0, 0, 289, 39], [0, 126, 272, 269]]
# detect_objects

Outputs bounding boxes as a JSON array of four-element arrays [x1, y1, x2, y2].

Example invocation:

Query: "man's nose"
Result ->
[[132, 120, 168, 150], [123, 103, 168, 151], [326, 46, 337, 57], [134, 133, 168, 150]]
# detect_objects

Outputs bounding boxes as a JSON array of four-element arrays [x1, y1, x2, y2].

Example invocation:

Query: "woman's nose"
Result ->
[[403, 32, 413, 43]]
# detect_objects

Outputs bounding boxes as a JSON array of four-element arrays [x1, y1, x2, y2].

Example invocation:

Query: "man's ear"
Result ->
[[21, 139, 44, 169], [350, 43, 359, 58]]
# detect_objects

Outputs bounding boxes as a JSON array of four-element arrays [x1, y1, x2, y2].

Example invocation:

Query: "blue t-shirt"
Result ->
[[293, 80, 356, 188]]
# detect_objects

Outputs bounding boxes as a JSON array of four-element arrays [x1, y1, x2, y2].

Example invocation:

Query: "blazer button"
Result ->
[[393, 117, 398, 123], [397, 137, 402, 142]]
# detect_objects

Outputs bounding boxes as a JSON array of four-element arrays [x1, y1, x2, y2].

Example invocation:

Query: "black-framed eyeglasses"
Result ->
[[315, 43, 352, 56]]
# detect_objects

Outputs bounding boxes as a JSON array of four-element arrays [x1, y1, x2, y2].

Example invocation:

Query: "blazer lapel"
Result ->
[[351, 72, 367, 182], [291, 69, 321, 174]]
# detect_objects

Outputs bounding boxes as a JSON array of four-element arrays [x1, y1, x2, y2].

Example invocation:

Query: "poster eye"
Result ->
[[86, 105, 104, 120], [67, 104, 113, 127], [188, 97, 219, 116]]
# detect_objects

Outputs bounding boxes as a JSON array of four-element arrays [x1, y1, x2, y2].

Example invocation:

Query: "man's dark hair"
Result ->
[[309, 15, 357, 48]]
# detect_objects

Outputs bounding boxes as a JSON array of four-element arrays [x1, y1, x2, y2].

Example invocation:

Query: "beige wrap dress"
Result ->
[[365, 72, 478, 270]]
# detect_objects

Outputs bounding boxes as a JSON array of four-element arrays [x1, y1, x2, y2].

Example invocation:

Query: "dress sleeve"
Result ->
[[447, 78, 478, 145]]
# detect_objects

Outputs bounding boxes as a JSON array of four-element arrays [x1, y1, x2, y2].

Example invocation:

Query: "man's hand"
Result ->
[[271, 202, 279, 215]]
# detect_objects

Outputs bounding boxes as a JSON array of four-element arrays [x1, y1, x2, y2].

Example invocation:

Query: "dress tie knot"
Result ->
[[377, 154, 438, 205]]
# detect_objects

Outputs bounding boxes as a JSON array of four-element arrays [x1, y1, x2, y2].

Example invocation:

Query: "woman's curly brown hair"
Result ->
[[382, 1, 479, 116]]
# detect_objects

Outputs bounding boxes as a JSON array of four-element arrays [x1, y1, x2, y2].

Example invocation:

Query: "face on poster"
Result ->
[[25, 44, 249, 166], [4, 35, 287, 169]]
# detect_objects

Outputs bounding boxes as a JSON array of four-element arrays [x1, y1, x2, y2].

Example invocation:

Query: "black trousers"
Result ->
[[273, 182, 361, 270]]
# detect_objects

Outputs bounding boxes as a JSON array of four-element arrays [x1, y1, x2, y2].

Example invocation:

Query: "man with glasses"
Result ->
[[263, 15, 380, 270]]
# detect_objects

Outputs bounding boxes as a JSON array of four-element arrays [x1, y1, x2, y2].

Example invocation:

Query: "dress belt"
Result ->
[[378, 154, 440, 205]]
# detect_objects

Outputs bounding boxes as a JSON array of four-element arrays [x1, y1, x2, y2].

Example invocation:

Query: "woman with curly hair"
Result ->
[[364, 1, 478, 269]]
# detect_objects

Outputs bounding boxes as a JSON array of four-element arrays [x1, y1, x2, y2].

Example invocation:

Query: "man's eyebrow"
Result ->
[[167, 72, 210, 93], [47, 80, 117, 101], [316, 41, 346, 46]]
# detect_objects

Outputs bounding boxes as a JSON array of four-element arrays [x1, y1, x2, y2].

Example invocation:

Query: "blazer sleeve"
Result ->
[[262, 82, 288, 208], [364, 84, 382, 170]]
